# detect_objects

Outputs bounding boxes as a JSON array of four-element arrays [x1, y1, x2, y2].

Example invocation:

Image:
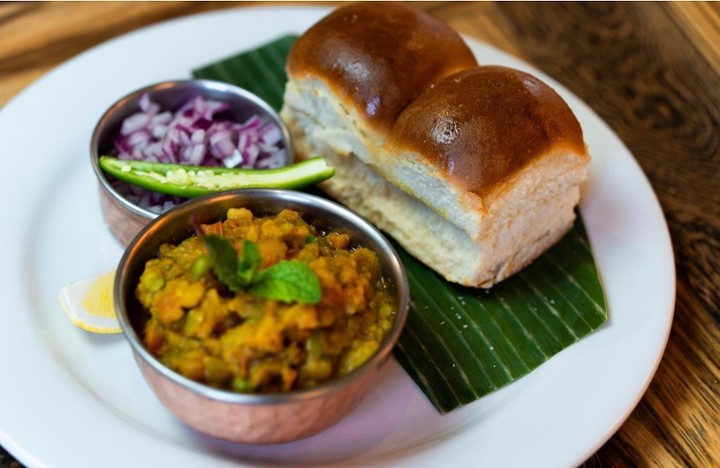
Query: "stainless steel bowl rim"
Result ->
[[90, 79, 295, 221], [115, 188, 410, 405]]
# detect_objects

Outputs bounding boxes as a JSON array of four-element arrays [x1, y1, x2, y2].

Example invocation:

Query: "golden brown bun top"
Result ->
[[286, 2, 478, 130], [390, 66, 589, 196]]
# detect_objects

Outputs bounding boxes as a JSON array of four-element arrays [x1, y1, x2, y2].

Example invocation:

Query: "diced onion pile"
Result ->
[[110, 93, 286, 213]]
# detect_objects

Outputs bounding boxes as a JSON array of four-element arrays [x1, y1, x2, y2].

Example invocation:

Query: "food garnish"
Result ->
[[99, 156, 334, 198], [108, 93, 292, 212], [202, 236, 322, 304], [58, 270, 120, 334], [113, 94, 286, 169]]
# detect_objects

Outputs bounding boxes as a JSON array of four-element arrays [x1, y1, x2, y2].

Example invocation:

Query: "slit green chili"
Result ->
[[99, 156, 334, 198]]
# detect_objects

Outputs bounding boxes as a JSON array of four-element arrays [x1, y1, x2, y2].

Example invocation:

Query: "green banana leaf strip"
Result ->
[[393, 215, 606, 412], [192, 34, 297, 111], [192, 36, 608, 413]]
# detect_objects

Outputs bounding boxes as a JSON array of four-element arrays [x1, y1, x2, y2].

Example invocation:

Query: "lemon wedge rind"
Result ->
[[58, 270, 122, 334]]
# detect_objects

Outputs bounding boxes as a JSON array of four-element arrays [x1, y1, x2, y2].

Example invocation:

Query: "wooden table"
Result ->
[[1, 2, 717, 466]]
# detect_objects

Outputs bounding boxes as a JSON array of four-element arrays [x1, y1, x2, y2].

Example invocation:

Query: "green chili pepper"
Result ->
[[99, 156, 334, 198]]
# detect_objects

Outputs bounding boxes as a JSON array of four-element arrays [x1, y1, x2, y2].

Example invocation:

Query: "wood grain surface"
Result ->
[[1, 2, 718, 467]]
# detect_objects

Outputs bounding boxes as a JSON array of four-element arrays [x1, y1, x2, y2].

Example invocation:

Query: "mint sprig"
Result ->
[[237, 239, 262, 286], [203, 235, 248, 292], [202, 235, 321, 304], [249, 260, 322, 304]]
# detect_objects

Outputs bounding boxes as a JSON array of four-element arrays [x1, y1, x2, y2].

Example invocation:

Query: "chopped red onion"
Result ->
[[110, 93, 287, 213], [112, 93, 285, 168]]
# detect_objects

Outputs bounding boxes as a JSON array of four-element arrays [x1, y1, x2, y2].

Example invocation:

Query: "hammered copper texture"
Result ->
[[98, 185, 151, 246], [136, 353, 384, 444]]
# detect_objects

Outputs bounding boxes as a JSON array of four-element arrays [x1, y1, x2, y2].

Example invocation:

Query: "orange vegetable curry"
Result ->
[[137, 207, 396, 393]]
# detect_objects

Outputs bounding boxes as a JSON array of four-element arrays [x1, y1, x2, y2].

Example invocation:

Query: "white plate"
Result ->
[[0, 6, 675, 468]]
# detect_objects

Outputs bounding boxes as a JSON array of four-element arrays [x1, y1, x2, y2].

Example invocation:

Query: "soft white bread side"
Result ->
[[282, 77, 586, 286], [280, 3, 590, 287]]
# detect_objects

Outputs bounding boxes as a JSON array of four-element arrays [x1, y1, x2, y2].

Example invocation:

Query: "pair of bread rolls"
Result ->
[[281, 2, 589, 288]]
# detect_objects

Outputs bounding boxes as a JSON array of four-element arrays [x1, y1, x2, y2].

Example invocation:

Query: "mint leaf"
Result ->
[[203, 235, 246, 292], [249, 260, 322, 304], [237, 240, 261, 285], [202, 234, 322, 304]]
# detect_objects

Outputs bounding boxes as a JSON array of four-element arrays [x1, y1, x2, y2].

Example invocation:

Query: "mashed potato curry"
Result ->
[[137, 207, 396, 393]]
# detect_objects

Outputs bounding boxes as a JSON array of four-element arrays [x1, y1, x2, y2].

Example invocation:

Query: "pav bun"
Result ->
[[286, 2, 478, 132], [281, 3, 590, 287]]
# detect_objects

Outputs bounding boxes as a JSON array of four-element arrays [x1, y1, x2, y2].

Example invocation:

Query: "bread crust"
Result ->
[[286, 2, 477, 131], [390, 66, 589, 197]]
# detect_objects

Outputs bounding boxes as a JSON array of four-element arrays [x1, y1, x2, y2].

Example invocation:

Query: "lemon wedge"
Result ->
[[58, 270, 121, 334]]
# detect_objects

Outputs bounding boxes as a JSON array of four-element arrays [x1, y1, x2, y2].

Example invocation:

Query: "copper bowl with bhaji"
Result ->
[[114, 189, 409, 444]]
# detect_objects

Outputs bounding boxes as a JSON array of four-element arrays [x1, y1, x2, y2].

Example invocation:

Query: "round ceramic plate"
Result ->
[[0, 6, 674, 468]]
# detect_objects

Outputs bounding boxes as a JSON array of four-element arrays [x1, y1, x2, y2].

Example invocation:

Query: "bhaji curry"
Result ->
[[136, 207, 396, 393]]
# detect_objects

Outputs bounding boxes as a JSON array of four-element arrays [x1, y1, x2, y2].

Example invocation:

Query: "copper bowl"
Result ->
[[90, 79, 294, 246], [114, 189, 409, 444]]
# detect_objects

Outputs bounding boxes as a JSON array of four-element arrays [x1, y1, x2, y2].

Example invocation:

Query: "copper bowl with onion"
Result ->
[[114, 189, 409, 444], [90, 79, 294, 246]]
